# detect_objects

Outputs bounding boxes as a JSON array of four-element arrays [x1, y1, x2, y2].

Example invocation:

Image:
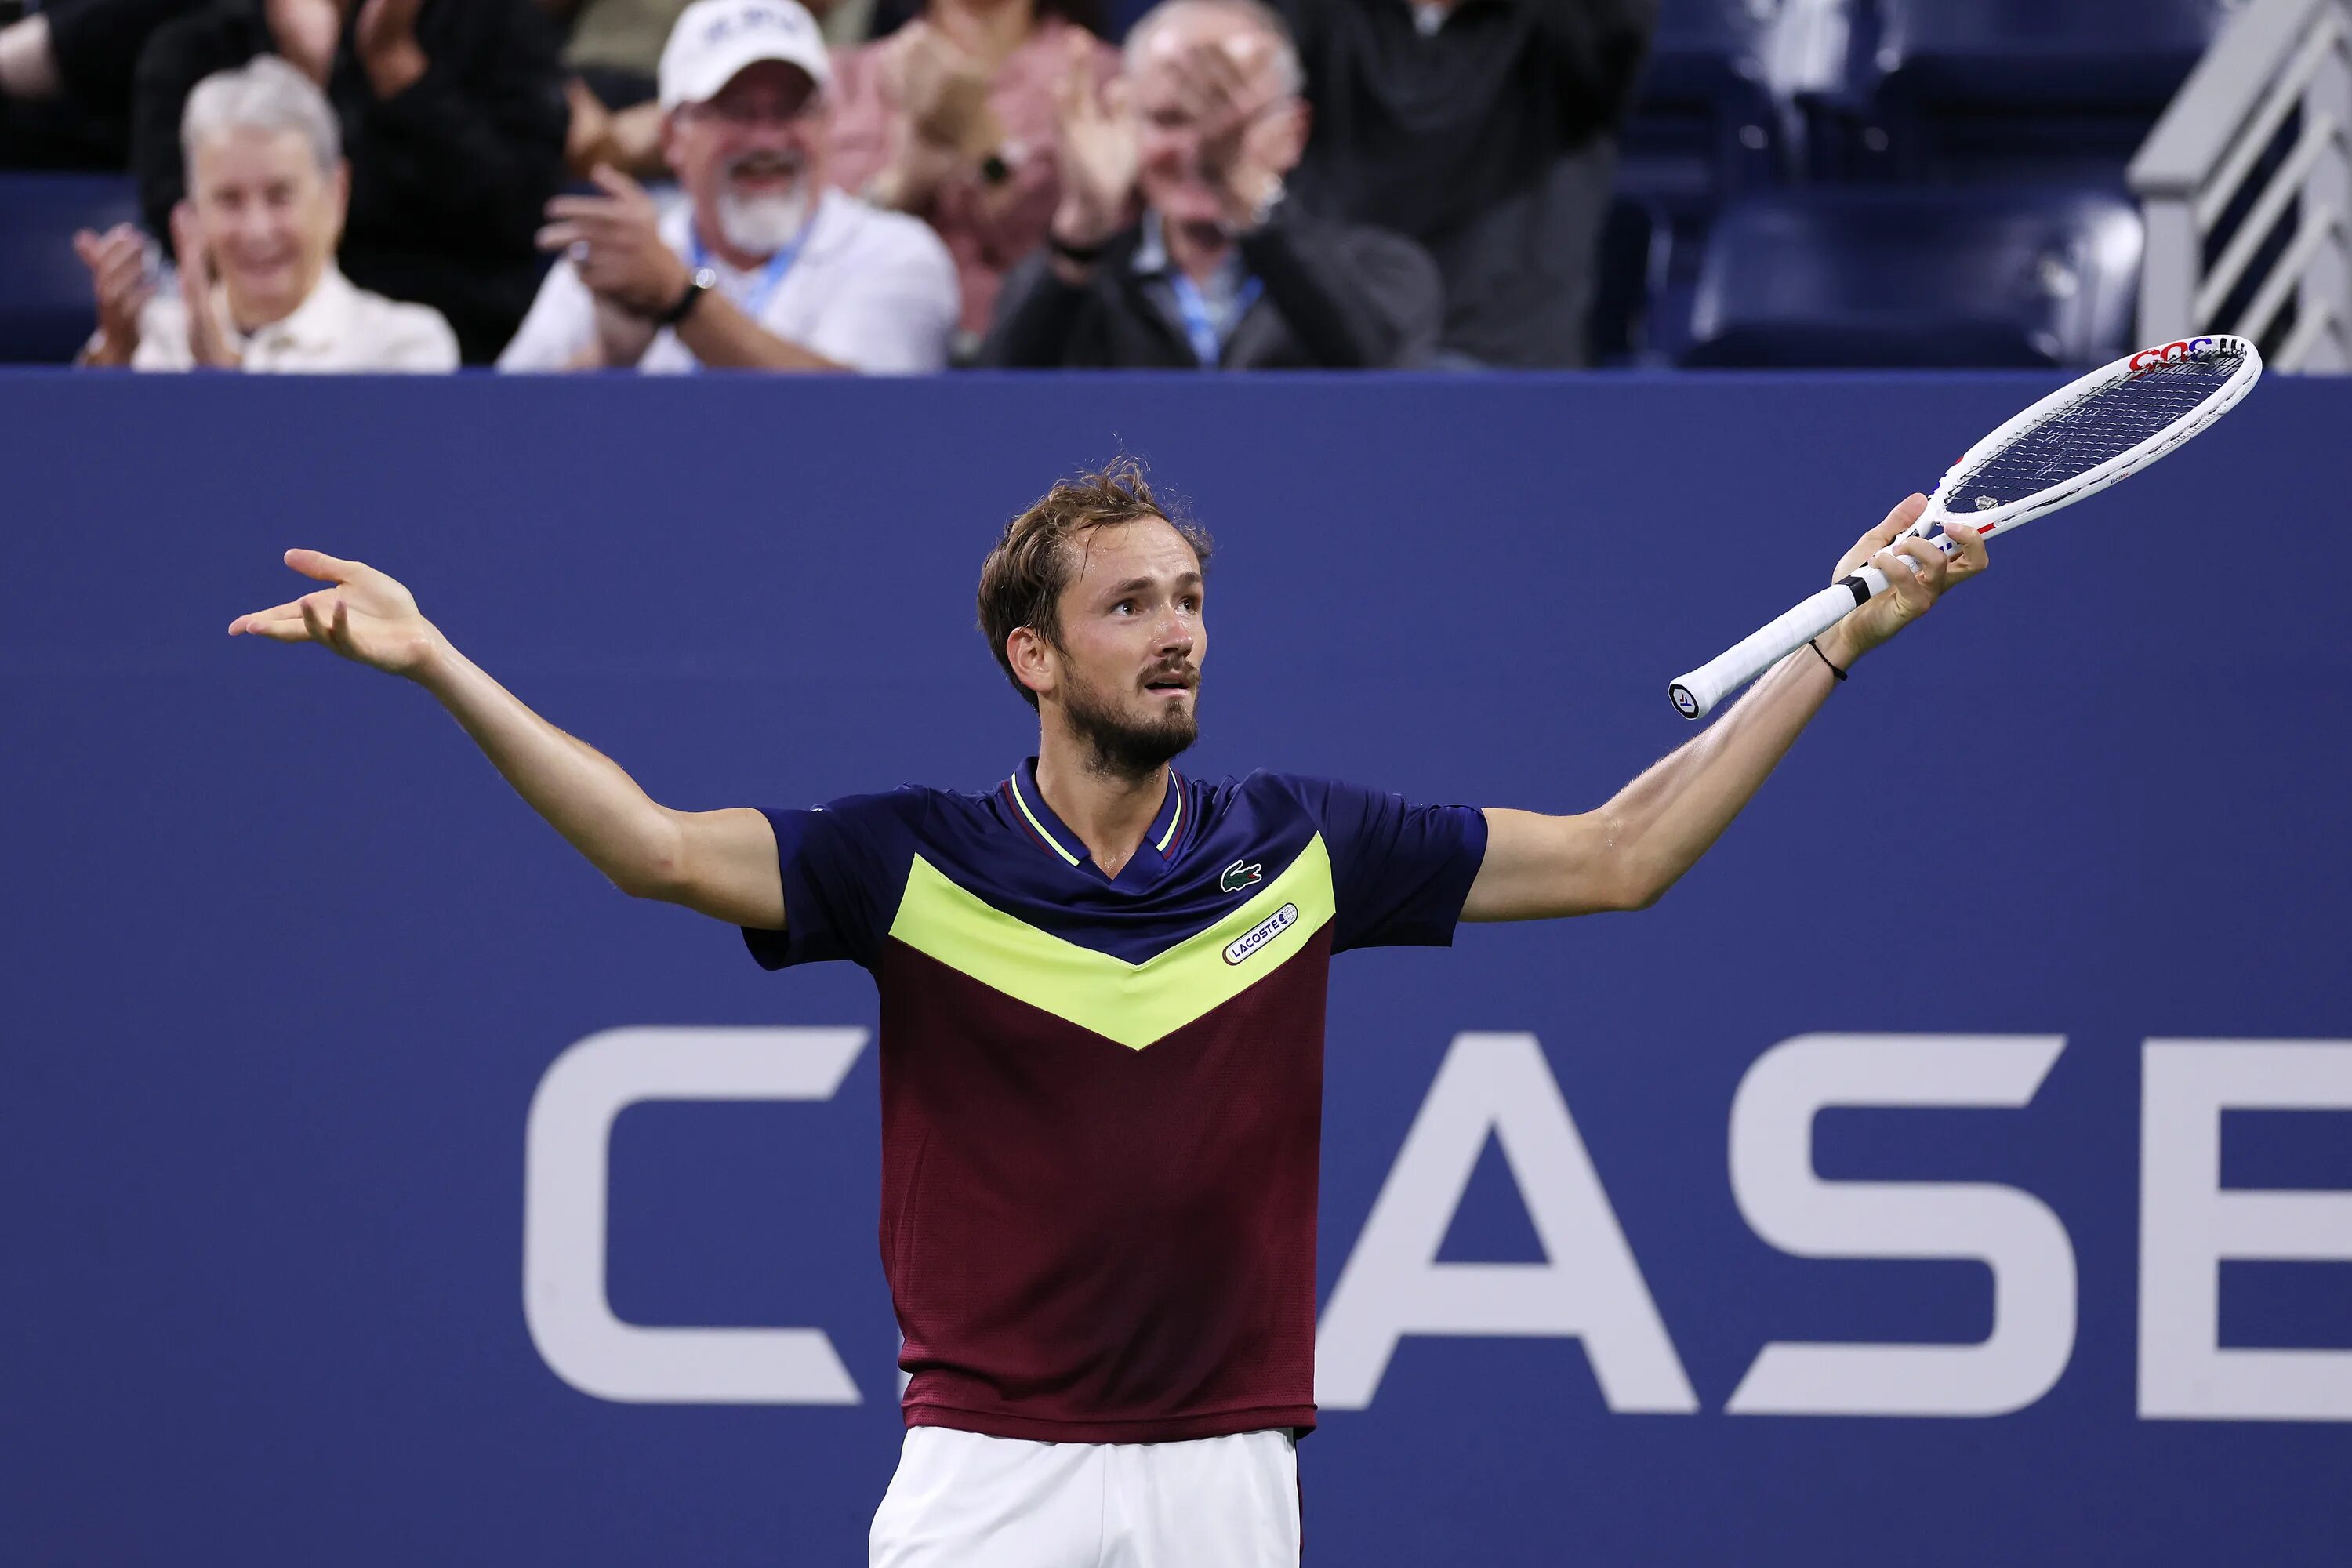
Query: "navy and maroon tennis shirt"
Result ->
[[743, 758, 1486, 1443]]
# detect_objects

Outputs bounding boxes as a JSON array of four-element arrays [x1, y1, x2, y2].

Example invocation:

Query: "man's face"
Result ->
[[1131, 16, 1294, 227], [186, 126, 343, 326], [664, 61, 829, 256], [1044, 518, 1207, 777]]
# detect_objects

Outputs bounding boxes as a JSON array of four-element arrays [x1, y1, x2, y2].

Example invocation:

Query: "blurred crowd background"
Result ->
[[0, 0, 2270, 374]]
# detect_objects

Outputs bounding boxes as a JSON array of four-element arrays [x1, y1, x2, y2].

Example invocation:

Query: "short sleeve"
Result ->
[[740, 789, 924, 971], [804, 220, 960, 373], [376, 303, 461, 372], [1280, 775, 1489, 952]]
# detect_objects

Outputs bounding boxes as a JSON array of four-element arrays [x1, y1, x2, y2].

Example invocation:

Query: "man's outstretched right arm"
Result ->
[[229, 549, 784, 930]]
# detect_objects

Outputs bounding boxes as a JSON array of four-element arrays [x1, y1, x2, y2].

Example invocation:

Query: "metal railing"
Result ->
[[2132, 0, 2352, 370]]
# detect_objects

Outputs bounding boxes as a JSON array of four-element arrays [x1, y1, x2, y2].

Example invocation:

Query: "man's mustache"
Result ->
[[726, 152, 804, 179]]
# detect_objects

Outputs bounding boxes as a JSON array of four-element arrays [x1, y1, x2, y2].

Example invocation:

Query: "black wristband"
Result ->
[[655, 268, 713, 327], [1807, 637, 1849, 681], [1047, 230, 1112, 264]]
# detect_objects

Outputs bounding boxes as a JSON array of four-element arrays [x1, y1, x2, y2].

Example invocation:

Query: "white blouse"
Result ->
[[132, 267, 459, 373]]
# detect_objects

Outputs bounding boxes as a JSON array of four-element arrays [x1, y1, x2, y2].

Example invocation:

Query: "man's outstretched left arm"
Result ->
[[1462, 494, 1986, 921]]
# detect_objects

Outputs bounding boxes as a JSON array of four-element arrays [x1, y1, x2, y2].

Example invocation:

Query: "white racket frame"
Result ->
[[1668, 333, 2264, 720]]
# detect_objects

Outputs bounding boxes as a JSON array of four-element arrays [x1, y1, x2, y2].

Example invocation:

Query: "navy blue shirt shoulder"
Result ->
[[742, 763, 1489, 972]]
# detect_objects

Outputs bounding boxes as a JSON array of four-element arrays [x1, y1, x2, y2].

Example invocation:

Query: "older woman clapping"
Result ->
[[75, 55, 456, 372]]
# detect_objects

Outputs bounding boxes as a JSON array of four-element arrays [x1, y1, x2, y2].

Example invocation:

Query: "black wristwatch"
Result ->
[[655, 267, 717, 327]]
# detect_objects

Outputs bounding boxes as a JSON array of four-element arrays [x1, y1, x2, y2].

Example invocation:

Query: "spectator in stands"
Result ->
[[500, 0, 957, 373], [550, 0, 873, 181], [0, 0, 203, 169], [826, 0, 1119, 353], [75, 55, 457, 369], [1277, 0, 1653, 366], [550, 0, 694, 178], [130, 0, 570, 364], [982, 0, 1437, 370]]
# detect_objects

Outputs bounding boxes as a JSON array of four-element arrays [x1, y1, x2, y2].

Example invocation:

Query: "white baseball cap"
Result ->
[[658, 0, 833, 111]]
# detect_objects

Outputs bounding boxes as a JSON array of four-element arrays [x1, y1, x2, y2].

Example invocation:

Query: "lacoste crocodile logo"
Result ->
[[1220, 858, 1264, 895]]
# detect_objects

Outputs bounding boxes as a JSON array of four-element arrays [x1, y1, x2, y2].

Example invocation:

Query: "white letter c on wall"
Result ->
[[522, 1025, 869, 1405]]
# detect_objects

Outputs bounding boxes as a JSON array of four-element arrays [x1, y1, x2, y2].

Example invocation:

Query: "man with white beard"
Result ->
[[499, 0, 958, 373]]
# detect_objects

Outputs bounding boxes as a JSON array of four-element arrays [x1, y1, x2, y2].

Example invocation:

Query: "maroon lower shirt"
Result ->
[[744, 760, 1486, 1443]]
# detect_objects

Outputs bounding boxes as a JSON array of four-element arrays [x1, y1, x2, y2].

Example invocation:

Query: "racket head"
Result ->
[[1916, 333, 2262, 545]]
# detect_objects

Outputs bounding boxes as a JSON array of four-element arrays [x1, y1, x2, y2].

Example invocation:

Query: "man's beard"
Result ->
[[1063, 671, 1200, 782], [716, 170, 810, 256]]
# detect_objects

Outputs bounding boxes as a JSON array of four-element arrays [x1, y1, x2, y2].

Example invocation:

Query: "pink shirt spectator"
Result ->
[[829, 14, 1119, 339]]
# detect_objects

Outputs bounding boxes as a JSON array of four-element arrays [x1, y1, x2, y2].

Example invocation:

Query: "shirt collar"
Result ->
[[1004, 757, 1189, 878], [1132, 212, 1248, 302], [225, 264, 358, 352]]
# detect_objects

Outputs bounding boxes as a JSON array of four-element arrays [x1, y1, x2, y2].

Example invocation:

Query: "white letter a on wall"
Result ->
[[1316, 1033, 1697, 1413]]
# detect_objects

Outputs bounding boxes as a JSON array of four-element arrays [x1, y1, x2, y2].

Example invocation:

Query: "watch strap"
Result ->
[[655, 268, 715, 328]]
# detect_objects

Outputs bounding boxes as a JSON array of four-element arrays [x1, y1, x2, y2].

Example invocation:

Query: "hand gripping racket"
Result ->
[[1668, 334, 2263, 720]]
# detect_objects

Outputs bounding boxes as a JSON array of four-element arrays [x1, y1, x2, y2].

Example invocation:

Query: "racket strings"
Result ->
[[1952, 351, 2249, 506]]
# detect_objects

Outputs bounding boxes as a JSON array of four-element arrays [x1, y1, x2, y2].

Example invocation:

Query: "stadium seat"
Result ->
[[1620, 0, 1791, 211], [1864, 0, 2234, 182], [1679, 185, 2144, 367], [1612, 0, 1860, 362], [0, 173, 141, 365], [1588, 196, 1669, 364]]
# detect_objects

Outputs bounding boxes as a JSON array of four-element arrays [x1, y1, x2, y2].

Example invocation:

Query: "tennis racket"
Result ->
[[1668, 333, 2263, 720]]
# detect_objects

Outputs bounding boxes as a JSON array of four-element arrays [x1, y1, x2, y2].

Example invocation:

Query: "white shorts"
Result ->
[[869, 1425, 1301, 1568]]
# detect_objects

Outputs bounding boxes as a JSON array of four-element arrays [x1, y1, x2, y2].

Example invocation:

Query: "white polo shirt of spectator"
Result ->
[[131, 267, 460, 372], [497, 186, 959, 375]]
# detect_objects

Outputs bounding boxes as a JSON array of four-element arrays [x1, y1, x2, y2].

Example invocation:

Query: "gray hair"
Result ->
[[180, 54, 342, 176], [1123, 0, 1305, 100]]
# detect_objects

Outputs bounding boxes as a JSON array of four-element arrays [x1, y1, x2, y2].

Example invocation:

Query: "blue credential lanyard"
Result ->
[[683, 227, 806, 351], [1169, 272, 1263, 368]]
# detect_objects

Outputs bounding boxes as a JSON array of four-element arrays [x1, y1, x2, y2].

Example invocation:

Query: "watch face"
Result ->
[[693, 267, 719, 289]]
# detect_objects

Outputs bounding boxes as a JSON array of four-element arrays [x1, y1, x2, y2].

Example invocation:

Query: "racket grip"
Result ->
[[1669, 568, 1888, 720]]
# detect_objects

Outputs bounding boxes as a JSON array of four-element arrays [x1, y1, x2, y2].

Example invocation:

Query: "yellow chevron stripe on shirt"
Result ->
[[887, 836, 1336, 1049]]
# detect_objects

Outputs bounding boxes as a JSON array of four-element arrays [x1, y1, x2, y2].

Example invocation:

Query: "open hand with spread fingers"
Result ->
[[227, 550, 444, 678], [74, 223, 152, 365], [1816, 492, 1990, 667], [537, 165, 693, 319], [1048, 31, 1137, 251]]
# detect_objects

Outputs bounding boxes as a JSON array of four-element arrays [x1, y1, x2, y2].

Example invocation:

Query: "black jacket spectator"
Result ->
[[1279, 0, 1654, 367], [982, 205, 1439, 370], [131, 0, 568, 363]]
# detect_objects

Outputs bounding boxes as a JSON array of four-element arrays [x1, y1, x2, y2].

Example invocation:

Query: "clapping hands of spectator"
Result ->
[[1168, 34, 1294, 232], [536, 165, 694, 318], [564, 78, 668, 180], [73, 223, 153, 368], [355, 0, 435, 100], [270, 0, 343, 85], [354, 0, 431, 99], [170, 201, 242, 369], [1048, 31, 1135, 253], [871, 21, 1001, 212]]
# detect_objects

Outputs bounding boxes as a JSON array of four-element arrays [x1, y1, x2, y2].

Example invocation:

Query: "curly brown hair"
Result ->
[[976, 458, 1215, 710]]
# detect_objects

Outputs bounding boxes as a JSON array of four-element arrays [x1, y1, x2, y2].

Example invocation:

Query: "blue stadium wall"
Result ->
[[5, 371, 2348, 1565]]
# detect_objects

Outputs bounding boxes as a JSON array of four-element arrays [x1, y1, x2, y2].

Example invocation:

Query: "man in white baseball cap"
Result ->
[[500, 0, 957, 373]]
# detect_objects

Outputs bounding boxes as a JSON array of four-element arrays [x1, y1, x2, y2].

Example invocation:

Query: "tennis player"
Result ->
[[228, 460, 1983, 1566]]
